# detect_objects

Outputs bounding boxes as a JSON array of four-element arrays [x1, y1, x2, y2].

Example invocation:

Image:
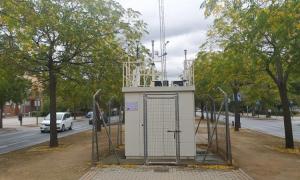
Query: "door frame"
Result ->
[[143, 93, 180, 164]]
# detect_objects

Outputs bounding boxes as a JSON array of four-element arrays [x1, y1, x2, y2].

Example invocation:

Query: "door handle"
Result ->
[[167, 130, 181, 139], [167, 130, 181, 133]]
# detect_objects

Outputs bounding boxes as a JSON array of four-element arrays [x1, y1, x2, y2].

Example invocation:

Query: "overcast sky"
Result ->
[[116, 0, 213, 80]]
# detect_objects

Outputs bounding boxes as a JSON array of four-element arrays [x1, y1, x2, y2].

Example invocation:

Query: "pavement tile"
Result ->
[[80, 166, 253, 180]]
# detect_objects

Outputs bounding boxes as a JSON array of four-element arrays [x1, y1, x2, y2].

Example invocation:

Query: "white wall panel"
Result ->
[[124, 87, 196, 159]]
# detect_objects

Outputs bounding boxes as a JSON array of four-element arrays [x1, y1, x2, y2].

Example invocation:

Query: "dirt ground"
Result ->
[[230, 129, 300, 180], [0, 124, 122, 180], [0, 124, 299, 180], [0, 130, 92, 180]]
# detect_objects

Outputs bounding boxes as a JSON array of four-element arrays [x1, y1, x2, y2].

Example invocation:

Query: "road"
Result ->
[[229, 115, 300, 142], [0, 118, 92, 154], [196, 111, 300, 141]]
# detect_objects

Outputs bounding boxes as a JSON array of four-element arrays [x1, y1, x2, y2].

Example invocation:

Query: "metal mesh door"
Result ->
[[144, 94, 179, 164]]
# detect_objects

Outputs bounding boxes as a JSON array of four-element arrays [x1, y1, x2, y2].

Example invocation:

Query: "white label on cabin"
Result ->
[[125, 102, 138, 111]]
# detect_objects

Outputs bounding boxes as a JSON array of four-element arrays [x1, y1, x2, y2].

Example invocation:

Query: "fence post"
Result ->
[[108, 101, 111, 152], [92, 89, 101, 164], [206, 104, 210, 143], [121, 105, 124, 145], [218, 87, 232, 165]]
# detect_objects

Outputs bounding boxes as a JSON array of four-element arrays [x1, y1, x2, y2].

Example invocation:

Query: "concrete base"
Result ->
[[126, 156, 195, 160]]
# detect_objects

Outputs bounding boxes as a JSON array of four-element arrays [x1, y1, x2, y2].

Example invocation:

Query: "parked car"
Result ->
[[86, 111, 93, 118], [107, 115, 120, 124], [88, 112, 108, 125], [89, 112, 121, 125], [40, 112, 73, 133], [88, 112, 94, 125], [106, 108, 121, 124]]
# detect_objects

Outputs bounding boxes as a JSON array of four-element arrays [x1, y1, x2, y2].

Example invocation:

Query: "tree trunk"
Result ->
[[210, 103, 214, 122], [278, 83, 294, 148], [49, 61, 58, 147], [233, 91, 241, 131], [200, 102, 205, 120], [73, 105, 76, 120], [272, 55, 294, 148], [0, 105, 3, 129]]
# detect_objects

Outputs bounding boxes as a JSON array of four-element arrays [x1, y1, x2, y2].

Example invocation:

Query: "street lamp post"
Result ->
[[34, 98, 41, 126]]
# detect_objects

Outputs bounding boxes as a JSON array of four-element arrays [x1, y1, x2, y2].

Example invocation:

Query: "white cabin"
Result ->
[[122, 58, 195, 163]]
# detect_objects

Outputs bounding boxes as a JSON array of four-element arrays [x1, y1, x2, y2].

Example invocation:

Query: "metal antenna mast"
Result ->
[[158, 0, 167, 81]]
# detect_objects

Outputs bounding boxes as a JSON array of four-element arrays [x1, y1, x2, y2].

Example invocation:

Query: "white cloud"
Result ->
[[116, 0, 213, 80]]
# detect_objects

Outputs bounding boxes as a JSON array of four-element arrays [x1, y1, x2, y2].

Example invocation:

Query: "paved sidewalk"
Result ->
[[80, 166, 253, 180], [2, 116, 43, 128], [195, 112, 300, 141], [240, 114, 300, 121], [2, 116, 86, 128]]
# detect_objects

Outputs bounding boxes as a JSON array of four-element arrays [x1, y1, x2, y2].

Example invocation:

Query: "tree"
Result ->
[[201, 0, 300, 148], [0, 18, 30, 129], [194, 51, 222, 119], [0, 65, 30, 128], [1, 0, 146, 147]]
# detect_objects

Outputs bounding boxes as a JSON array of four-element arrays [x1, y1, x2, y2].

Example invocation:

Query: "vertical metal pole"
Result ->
[[96, 102, 120, 164], [91, 103, 95, 163], [192, 63, 195, 86], [175, 93, 180, 163], [117, 107, 120, 146], [117, 105, 122, 146], [202, 100, 224, 163], [218, 87, 232, 165], [94, 101, 99, 162], [224, 94, 232, 164], [206, 103, 210, 143], [92, 99, 95, 162], [143, 95, 148, 164], [143, 69, 146, 87], [126, 63, 128, 87], [152, 40, 155, 60], [92, 89, 101, 163], [214, 101, 218, 152], [92, 119, 96, 163], [121, 105, 124, 145], [195, 118, 202, 135], [108, 101, 111, 152]]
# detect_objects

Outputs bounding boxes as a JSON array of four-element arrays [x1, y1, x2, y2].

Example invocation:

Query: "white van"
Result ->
[[40, 112, 73, 133]]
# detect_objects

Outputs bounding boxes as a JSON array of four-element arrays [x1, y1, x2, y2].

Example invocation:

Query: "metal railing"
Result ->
[[123, 59, 195, 88], [195, 88, 232, 165], [91, 90, 123, 164], [122, 61, 156, 87], [183, 60, 194, 86]]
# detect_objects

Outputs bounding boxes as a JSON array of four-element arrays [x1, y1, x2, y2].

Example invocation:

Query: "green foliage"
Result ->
[[200, 0, 299, 147], [0, 0, 146, 144], [0, 0, 146, 108], [1, 0, 146, 75], [0, 63, 30, 108], [198, 0, 300, 107], [194, 50, 279, 109], [0, 15, 31, 111]]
